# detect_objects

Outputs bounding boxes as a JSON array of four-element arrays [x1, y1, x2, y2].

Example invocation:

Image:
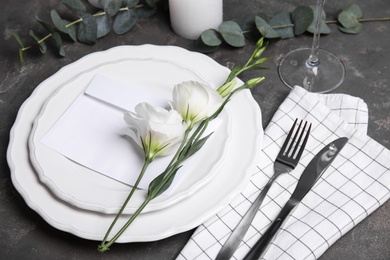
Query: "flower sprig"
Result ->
[[97, 37, 270, 253]]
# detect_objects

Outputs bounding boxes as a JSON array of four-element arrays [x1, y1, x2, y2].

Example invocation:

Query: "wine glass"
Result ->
[[278, 0, 345, 93]]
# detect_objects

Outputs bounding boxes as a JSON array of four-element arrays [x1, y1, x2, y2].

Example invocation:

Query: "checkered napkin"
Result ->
[[177, 86, 390, 260]]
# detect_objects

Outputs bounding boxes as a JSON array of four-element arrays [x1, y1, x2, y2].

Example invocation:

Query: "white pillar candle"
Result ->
[[169, 0, 223, 40]]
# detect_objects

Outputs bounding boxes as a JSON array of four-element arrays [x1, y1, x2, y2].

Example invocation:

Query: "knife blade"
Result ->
[[243, 137, 348, 260]]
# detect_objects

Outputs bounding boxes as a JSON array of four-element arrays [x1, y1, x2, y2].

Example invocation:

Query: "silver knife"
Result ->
[[242, 137, 348, 260]]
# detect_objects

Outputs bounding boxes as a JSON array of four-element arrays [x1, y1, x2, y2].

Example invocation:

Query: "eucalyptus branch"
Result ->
[[196, 3, 390, 53], [14, 0, 160, 64], [266, 16, 390, 30]]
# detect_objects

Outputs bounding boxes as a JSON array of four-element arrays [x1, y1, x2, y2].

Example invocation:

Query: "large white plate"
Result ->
[[29, 58, 232, 214], [7, 45, 263, 242]]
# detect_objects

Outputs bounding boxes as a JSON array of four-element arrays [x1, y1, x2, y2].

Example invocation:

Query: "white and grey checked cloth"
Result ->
[[177, 86, 390, 260]]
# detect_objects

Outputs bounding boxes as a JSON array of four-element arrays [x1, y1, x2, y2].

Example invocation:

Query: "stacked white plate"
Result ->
[[7, 45, 263, 242]]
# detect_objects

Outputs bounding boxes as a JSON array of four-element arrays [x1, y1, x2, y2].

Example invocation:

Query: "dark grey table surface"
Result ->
[[1, 0, 389, 259]]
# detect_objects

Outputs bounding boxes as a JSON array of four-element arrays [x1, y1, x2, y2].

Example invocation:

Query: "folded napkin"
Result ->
[[177, 86, 390, 260]]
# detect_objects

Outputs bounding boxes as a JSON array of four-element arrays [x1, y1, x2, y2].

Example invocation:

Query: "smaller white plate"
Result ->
[[29, 58, 232, 214]]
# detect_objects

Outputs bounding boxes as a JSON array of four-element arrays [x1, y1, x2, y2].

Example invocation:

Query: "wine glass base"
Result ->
[[278, 48, 345, 93]]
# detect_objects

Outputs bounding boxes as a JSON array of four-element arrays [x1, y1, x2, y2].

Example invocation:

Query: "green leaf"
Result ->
[[28, 30, 47, 53], [219, 21, 245, 47], [339, 23, 363, 34], [127, 0, 140, 7], [60, 0, 86, 16], [201, 29, 222, 46], [195, 37, 220, 53], [50, 9, 77, 41], [185, 134, 212, 158], [338, 3, 363, 31], [51, 32, 66, 56], [35, 16, 56, 33], [338, 10, 360, 29], [255, 16, 280, 39], [148, 171, 165, 197], [234, 17, 254, 32], [77, 14, 97, 44], [135, 6, 157, 18], [292, 6, 314, 35], [95, 14, 111, 38], [307, 5, 331, 34], [148, 167, 180, 199], [143, 0, 156, 8], [34, 16, 66, 56], [269, 12, 294, 38], [343, 3, 362, 18], [113, 9, 138, 34], [100, 0, 122, 16], [235, 14, 266, 41]]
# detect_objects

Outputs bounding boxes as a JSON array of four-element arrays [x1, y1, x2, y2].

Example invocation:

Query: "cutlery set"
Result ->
[[216, 119, 348, 260]]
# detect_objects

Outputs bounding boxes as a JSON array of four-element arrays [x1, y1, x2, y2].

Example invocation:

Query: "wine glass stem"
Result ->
[[307, 0, 326, 68]]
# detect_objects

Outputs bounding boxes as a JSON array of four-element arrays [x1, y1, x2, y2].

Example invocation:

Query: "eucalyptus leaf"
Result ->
[[307, 5, 331, 34], [28, 30, 47, 53], [100, 0, 121, 17], [34, 17, 66, 56], [201, 29, 222, 46], [231, 16, 255, 41], [35, 16, 56, 33], [143, 0, 156, 8], [343, 3, 362, 18], [269, 12, 294, 38], [236, 12, 268, 32], [339, 23, 363, 34], [60, 0, 86, 16], [338, 10, 360, 29], [113, 9, 138, 34], [50, 9, 77, 41], [77, 14, 97, 44], [51, 32, 66, 56], [127, 0, 140, 7], [255, 16, 280, 39], [135, 6, 157, 18], [195, 37, 220, 53], [292, 6, 313, 35], [219, 21, 245, 47], [95, 14, 111, 38]]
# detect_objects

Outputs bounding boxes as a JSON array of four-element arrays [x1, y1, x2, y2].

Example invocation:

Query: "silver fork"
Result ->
[[215, 119, 311, 260]]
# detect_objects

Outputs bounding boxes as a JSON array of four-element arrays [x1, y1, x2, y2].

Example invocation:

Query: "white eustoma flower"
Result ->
[[172, 81, 223, 127], [124, 102, 187, 159]]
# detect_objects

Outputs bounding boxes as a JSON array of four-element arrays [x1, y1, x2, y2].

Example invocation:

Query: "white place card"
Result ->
[[42, 74, 220, 195]]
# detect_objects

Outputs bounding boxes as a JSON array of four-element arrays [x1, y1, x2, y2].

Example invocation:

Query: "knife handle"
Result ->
[[243, 199, 297, 260]]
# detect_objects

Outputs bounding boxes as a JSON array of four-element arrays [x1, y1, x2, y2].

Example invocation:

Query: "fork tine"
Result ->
[[294, 122, 311, 160], [279, 119, 297, 155], [291, 121, 308, 158], [285, 119, 303, 156]]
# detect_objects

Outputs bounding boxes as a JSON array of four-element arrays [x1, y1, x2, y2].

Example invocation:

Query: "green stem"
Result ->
[[166, 127, 191, 170], [358, 17, 390, 22], [98, 196, 152, 252], [99, 157, 153, 246], [272, 24, 294, 29]]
